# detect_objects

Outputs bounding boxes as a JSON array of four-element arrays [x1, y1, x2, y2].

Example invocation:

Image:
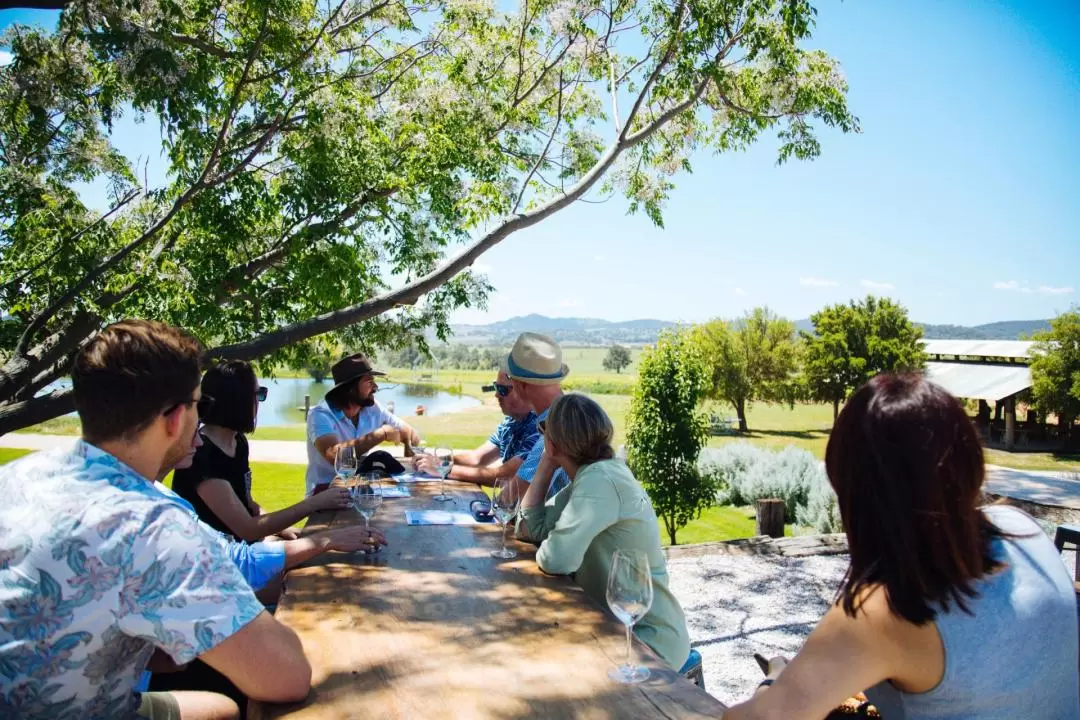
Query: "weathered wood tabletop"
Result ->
[[249, 477, 727, 719]]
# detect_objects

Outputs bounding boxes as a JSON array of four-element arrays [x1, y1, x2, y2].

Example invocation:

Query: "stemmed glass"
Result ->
[[432, 447, 454, 503], [351, 480, 383, 553], [335, 446, 357, 483], [489, 478, 520, 559], [606, 549, 654, 684]]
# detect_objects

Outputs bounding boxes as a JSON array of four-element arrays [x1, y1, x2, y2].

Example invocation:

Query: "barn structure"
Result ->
[[922, 339, 1035, 450]]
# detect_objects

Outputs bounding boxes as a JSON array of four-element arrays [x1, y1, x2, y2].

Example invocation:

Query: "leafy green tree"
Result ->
[[0, 0, 857, 433], [602, 344, 632, 374], [694, 307, 798, 432], [1030, 308, 1080, 447], [801, 296, 926, 420], [626, 329, 711, 545]]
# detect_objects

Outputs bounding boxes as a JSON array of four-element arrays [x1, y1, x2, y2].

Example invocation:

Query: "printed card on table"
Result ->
[[404, 510, 478, 526]]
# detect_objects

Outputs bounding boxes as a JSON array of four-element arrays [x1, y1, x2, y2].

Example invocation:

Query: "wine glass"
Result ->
[[432, 447, 454, 503], [335, 446, 358, 484], [606, 549, 654, 684], [489, 478, 520, 559], [352, 481, 383, 553]]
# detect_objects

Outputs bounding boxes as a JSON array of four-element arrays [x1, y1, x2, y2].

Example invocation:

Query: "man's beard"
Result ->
[[347, 386, 376, 408]]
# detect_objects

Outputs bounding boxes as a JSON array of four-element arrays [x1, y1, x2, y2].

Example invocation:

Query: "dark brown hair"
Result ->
[[72, 319, 204, 444], [826, 373, 1005, 625], [200, 360, 258, 434], [546, 393, 615, 466]]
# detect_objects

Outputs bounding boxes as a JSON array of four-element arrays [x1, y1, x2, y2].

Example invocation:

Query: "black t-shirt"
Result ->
[[172, 432, 255, 540]]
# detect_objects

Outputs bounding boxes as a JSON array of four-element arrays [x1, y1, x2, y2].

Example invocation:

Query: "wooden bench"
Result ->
[[1053, 524, 1080, 581]]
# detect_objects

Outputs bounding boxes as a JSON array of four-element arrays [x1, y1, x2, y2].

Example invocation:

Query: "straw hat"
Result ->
[[503, 332, 570, 385]]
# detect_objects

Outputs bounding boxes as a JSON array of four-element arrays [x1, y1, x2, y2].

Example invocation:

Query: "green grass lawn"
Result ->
[[0, 448, 31, 465]]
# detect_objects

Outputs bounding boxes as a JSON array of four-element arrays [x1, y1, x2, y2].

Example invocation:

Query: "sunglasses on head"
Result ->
[[164, 394, 215, 417], [256, 386, 268, 402]]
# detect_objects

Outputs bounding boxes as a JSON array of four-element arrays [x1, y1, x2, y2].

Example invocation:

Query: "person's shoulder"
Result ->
[[576, 460, 628, 490]]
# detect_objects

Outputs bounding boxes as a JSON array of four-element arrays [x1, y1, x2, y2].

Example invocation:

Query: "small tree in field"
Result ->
[[801, 296, 925, 420], [603, 345, 632, 374], [626, 329, 711, 545], [1030, 308, 1080, 448]]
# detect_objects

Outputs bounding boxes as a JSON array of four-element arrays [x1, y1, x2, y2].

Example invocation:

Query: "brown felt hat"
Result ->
[[328, 353, 386, 395]]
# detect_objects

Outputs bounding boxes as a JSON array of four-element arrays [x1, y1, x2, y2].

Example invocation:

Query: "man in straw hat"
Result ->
[[504, 332, 572, 500], [305, 353, 421, 495]]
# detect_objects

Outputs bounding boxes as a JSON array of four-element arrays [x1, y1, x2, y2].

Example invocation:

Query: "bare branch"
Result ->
[[0, 389, 74, 437], [620, 0, 687, 141]]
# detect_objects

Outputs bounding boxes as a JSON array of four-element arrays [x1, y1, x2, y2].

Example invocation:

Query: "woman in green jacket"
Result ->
[[515, 393, 692, 671]]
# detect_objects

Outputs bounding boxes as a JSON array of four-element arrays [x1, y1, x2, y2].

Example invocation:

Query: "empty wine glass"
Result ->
[[432, 447, 454, 503], [606, 549, 654, 684], [490, 478, 520, 559], [335, 445, 357, 483], [352, 481, 383, 553]]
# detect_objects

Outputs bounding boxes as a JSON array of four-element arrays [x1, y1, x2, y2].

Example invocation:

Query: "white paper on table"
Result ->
[[392, 471, 442, 483], [375, 486, 411, 498], [404, 510, 478, 526]]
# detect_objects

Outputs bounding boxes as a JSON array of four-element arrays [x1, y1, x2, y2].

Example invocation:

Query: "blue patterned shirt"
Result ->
[[488, 412, 540, 463], [516, 407, 570, 499], [0, 442, 264, 720]]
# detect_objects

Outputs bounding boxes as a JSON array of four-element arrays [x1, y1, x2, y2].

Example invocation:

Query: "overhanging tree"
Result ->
[[0, 0, 858, 434], [694, 306, 798, 431], [626, 328, 711, 545]]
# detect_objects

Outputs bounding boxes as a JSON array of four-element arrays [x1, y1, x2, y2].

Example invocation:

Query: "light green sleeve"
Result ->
[[515, 485, 570, 544], [534, 476, 620, 576]]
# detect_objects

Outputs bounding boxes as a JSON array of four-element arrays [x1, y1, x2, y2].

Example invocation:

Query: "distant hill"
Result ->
[[449, 314, 676, 345], [448, 314, 1050, 346]]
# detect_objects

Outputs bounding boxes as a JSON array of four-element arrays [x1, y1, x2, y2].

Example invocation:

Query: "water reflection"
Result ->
[[259, 378, 478, 426]]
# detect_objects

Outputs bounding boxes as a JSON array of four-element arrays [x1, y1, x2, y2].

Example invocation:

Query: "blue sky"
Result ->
[[3, 1, 1078, 327]]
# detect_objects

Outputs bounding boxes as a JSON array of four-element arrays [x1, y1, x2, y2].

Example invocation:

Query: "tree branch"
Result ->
[[513, 73, 564, 214], [0, 390, 74, 437]]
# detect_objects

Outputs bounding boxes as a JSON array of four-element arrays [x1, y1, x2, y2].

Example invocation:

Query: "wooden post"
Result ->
[[1005, 396, 1016, 451], [756, 499, 785, 539], [304, 394, 311, 421], [978, 399, 990, 423]]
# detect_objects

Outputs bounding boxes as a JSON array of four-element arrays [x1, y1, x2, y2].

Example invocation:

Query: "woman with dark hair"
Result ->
[[723, 374, 1078, 720], [516, 393, 692, 672], [173, 361, 351, 543]]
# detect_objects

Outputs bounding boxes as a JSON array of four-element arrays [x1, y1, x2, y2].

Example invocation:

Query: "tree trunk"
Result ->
[[756, 498, 785, 539], [665, 517, 677, 546], [736, 398, 748, 433], [832, 397, 840, 422]]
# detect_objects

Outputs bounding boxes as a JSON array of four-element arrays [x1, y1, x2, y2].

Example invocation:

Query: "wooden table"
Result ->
[[250, 479, 727, 719]]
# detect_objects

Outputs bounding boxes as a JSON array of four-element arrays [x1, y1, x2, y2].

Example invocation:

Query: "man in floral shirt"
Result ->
[[0, 320, 312, 719]]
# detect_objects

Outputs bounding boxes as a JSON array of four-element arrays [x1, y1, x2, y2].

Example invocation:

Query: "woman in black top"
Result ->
[[172, 360, 351, 542]]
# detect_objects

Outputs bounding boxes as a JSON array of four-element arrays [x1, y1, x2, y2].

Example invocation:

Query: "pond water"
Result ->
[[43, 377, 480, 427]]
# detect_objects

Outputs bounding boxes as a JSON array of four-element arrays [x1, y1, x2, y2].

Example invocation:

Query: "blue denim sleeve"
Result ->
[[226, 539, 287, 591]]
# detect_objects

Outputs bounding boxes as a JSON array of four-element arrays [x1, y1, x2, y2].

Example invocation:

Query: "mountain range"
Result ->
[[449, 314, 1049, 346]]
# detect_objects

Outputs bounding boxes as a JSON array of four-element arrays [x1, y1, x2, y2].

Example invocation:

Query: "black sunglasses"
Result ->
[[493, 383, 512, 398], [538, 419, 546, 435], [256, 386, 268, 402]]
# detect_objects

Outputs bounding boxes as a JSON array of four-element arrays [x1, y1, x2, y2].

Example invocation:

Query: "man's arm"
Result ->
[[313, 426, 401, 465], [449, 455, 524, 487], [453, 442, 500, 469], [198, 611, 312, 704]]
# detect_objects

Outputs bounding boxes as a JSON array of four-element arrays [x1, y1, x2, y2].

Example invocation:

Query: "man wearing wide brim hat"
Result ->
[[304, 353, 420, 495], [502, 333, 572, 501]]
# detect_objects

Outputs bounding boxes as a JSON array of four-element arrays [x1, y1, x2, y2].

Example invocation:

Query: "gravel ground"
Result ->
[[667, 542, 1077, 708], [666, 553, 849, 707]]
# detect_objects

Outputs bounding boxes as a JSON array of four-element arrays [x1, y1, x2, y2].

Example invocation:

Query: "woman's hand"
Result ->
[[324, 525, 389, 552], [309, 486, 352, 512]]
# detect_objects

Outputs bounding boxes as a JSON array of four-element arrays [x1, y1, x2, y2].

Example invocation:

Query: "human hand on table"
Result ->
[[309, 486, 352, 512], [415, 454, 438, 476], [321, 525, 388, 552]]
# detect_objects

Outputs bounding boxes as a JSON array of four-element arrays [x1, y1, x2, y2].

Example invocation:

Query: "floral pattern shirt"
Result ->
[[0, 441, 264, 719]]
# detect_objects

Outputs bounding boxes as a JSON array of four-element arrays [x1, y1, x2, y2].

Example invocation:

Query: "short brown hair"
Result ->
[[545, 393, 615, 466], [826, 373, 1006, 625], [72, 320, 204, 443]]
